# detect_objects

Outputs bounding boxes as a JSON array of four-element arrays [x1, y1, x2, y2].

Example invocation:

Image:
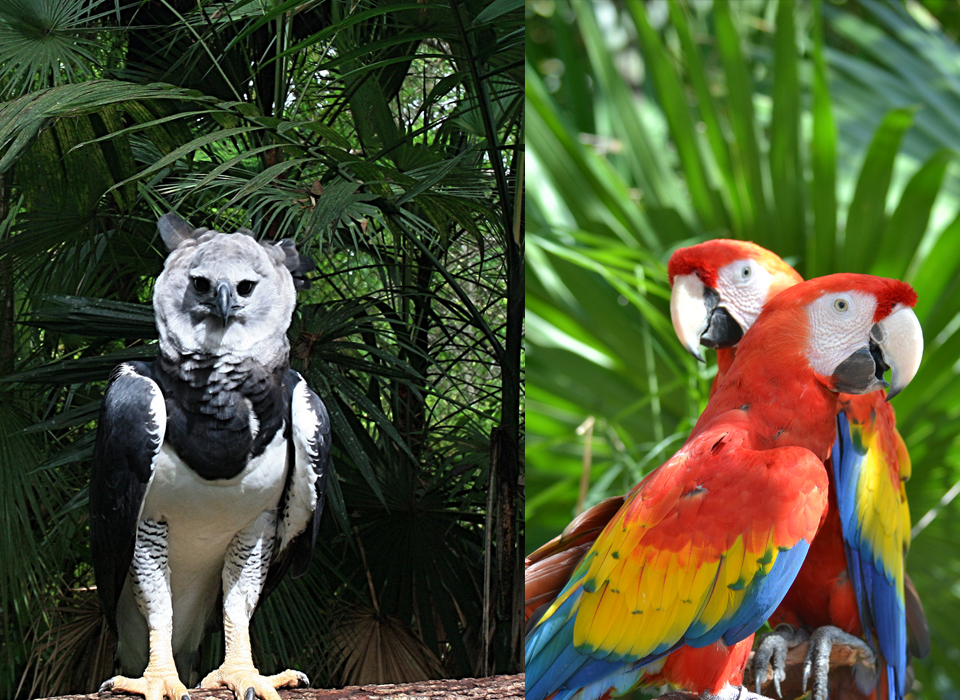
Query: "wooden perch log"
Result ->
[[660, 638, 872, 700], [34, 675, 525, 700]]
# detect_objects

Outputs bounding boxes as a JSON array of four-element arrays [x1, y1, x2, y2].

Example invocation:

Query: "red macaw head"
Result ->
[[739, 273, 924, 400], [667, 239, 803, 361]]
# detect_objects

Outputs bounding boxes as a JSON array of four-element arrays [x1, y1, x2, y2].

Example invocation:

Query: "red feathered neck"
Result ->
[[698, 273, 918, 460]]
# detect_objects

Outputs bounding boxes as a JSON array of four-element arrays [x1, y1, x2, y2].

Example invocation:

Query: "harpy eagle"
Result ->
[[90, 213, 330, 700]]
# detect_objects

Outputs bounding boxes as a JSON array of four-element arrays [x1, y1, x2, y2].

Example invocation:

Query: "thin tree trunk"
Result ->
[[398, 248, 433, 457], [493, 137, 524, 675]]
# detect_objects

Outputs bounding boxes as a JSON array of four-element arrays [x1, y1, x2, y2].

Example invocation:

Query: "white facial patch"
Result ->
[[806, 291, 879, 376], [714, 259, 774, 333], [154, 231, 296, 362]]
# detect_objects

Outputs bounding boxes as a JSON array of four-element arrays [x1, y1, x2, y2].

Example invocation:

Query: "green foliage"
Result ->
[[0, 0, 522, 696], [527, 0, 960, 696]]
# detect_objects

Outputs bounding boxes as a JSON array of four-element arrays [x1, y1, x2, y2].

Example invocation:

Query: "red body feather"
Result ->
[[644, 637, 754, 695]]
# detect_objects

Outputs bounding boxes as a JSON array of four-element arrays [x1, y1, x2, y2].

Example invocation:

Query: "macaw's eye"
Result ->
[[741, 266, 751, 279], [834, 298, 848, 312], [191, 276, 210, 294], [237, 280, 258, 297]]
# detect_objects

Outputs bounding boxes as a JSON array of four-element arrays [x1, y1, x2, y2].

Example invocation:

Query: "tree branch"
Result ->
[[35, 675, 525, 700]]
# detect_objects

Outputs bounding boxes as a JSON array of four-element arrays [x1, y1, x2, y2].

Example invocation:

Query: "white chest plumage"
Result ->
[[144, 427, 287, 534], [132, 427, 288, 656]]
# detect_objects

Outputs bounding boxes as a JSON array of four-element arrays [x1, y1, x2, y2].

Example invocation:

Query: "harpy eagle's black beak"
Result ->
[[215, 280, 235, 324]]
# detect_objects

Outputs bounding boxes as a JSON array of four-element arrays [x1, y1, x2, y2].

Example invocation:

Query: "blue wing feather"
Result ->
[[717, 541, 810, 644], [833, 413, 907, 700], [524, 539, 812, 700], [525, 570, 676, 700]]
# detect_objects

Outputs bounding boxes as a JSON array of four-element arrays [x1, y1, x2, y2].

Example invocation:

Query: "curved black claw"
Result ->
[[244, 687, 256, 700], [754, 625, 809, 697], [802, 625, 877, 700], [292, 671, 310, 688], [98, 678, 116, 695]]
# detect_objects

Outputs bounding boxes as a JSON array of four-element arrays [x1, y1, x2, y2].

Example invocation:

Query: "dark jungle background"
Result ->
[[0, 0, 523, 697]]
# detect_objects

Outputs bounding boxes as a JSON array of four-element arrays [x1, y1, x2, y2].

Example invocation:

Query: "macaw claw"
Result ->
[[753, 624, 809, 697], [802, 625, 877, 700]]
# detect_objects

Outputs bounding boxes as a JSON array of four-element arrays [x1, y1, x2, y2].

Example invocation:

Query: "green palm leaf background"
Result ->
[[527, 0, 960, 697], [0, 0, 523, 697]]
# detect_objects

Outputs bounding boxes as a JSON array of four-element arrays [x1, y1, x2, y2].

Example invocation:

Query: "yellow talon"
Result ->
[[100, 667, 189, 700]]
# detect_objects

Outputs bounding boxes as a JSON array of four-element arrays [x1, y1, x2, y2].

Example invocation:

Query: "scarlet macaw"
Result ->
[[525, 273, 923, 700], [669, 241, 929, 700], [524, 243, 803, 628]]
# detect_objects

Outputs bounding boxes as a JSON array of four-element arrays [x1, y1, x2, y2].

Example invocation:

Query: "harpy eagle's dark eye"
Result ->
[[237, 280, 257, 297], [191, 276, 210, 293]]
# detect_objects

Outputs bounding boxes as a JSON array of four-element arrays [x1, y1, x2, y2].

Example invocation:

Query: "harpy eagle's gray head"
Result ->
[[154, 212, 313, 364]]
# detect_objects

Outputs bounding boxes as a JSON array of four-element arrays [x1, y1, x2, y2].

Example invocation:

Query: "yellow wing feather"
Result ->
[[556, 428, 827, 663]]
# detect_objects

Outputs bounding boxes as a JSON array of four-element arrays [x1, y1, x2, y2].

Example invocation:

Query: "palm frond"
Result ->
[[527, 1, 960, 694]]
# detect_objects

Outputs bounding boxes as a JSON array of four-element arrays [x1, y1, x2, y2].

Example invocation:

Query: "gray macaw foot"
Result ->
[[753, 624, 809, 697], [802, 625, 876, 700]]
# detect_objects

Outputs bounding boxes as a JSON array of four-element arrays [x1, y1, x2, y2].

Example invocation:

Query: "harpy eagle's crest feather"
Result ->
[[158, 212, 315, 288]]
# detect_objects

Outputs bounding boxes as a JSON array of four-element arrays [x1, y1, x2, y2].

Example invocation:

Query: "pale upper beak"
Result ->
[[831, 306, 923, 400], [875, 306, 924, 401], [670, 274, 708, 362]]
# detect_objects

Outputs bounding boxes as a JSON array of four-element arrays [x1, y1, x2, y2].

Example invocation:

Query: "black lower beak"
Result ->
[[833, 341, 890, 394], [216, 281, 234, 324], [700, 307, 744, 349]]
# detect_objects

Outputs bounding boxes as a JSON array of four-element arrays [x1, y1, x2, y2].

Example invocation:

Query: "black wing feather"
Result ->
[[90, 361, 165, 631]]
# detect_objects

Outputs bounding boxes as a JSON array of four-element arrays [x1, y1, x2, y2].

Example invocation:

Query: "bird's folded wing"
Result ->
[[268, 371, 331, 586], [525, 423, 827, 700], [525, 496, 625, 624], [89, 361, 167, 629]]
